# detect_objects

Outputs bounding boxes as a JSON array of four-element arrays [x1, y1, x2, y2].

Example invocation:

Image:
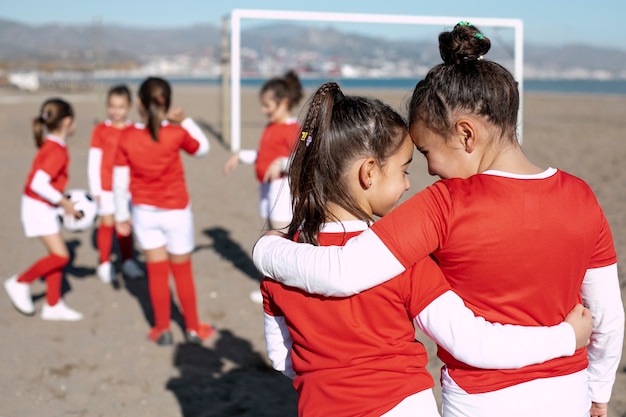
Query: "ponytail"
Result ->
[[32, 98, 74, 148], [137, 77, 171, 142], [288, 82, 407, 244]]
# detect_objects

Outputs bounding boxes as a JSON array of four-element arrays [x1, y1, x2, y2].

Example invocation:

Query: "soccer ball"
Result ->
[[60, 189, 98, 233]]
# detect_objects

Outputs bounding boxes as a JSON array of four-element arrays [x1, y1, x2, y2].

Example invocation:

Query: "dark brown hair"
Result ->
[[107, 84, 132, 103], [287, 82, 407, 245], [408, 22, 519, 141], [32, 98, 74, 148], [137, 77, 171, 141], [260, 70, 304, 110]]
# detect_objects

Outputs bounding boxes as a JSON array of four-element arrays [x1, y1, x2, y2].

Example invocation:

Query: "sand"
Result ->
[[0, 84, 624, 417]]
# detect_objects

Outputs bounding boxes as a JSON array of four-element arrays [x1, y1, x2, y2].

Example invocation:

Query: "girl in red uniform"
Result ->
[[4, 98, 83, 321], [254, 24, 623, 417], [113, 77, 213, 345], [88, 84, 143, 284], [261, 82, 591, 417], [223, 69, 303, 232]]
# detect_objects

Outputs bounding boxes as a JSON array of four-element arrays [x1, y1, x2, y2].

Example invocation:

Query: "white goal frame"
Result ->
[[227, 9, 524, 150]]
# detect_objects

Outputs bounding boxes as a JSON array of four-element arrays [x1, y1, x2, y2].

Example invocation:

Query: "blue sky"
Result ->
[[0, 0, 622, 50]]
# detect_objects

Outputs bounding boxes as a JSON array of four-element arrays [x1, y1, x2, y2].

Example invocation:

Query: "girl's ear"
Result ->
[[454, 118, 477, 153], [358, 158, 377, 189]]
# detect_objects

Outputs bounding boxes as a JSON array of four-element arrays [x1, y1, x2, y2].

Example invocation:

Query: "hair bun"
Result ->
[[438, 21, 491, 65]]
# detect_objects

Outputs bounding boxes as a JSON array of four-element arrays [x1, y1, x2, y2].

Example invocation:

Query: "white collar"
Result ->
[[482, 167, 557, 179]]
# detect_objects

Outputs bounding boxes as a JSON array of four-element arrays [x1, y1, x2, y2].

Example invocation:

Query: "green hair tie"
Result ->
[[458, 21, 473, 27], [474, 33, 484, 40]]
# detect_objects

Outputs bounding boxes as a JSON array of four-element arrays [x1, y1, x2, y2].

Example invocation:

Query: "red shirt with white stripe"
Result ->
[[372, 169, 617, 394], [89, 120, 131, 192], [23, 135, 68, 206], [254, 120, 300, 182], [114, 123, 199, 209], [261, 222, 449, 417]]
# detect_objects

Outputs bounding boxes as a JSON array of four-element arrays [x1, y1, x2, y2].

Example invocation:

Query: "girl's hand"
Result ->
[[59, 197, 83, 219], [590, 401, 608, 417], [263, 159, 283, 182], [167, 107, 187, 124], [564, 303, 592, 350], [223, 153, 240, 175], [116, 221, 131, 237]]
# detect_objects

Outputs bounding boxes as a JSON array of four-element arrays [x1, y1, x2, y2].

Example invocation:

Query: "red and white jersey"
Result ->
[[254, 119, 300, 182], [372, 168, 617, 394], [88, 120, 132, 194], [262, 221, 449, 417], [23, 135, 69, 206], [114, 121, 203, 209]]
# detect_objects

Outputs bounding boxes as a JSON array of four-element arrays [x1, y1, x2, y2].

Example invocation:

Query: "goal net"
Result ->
[[224, 9, 524, 150]]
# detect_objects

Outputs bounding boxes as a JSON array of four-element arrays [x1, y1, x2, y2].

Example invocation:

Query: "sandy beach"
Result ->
[[0, 83, 624, 417]]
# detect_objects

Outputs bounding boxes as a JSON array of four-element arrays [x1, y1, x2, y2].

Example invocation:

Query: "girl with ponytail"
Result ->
[[4, 98, 83, 321], [113, 77, 214, 345]]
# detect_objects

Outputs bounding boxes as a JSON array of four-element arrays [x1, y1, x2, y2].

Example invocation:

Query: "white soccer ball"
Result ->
[[60, 189, 98, 233]]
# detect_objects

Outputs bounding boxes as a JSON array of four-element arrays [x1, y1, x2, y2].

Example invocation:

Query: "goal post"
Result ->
[[226, 9, 524, 151]]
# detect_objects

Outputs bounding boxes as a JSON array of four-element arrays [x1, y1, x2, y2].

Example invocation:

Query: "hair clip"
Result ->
[[458, 21, 473, 27], [300, 131, 308, 141], [474, 33, 484, 40]]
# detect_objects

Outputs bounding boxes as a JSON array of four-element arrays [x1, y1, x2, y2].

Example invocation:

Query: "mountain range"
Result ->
[[1, 19, 625, 80]]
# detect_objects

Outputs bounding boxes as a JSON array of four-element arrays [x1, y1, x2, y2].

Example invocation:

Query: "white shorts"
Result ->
[[131, 204, 194, 255], [21, 195, 61, 238], [381, 389, 440, 417], [97, 191, 115, 216], [259, 177, 292, 223], [441, 368, 589, 417]]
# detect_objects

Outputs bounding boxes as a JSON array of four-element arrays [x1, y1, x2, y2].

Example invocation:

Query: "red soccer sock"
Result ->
[[170, 260, 199, 332], [17, 253, 68, 284], [116, 231, 134, 262], [45, 269, 62, 306], [97, 224, 115, 263], [147, 260, 171, 331]]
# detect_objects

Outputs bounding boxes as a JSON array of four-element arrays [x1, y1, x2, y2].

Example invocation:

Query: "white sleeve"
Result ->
[[113, 166, 131, 222], [30, 169, 63, 205], [181, 117, 209, 157], [238, 149, 258, 165], [264, 313, 296, 379], [252, 232, 405, 296], [87, 147, 103, 196], [581, 264, 624, 403], [415, 291, 576, 369]]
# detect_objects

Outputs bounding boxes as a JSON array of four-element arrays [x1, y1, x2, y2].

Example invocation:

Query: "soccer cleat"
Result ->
[[148, 327, 173, 346], [185, 323, 216, 345], [41, 299, 83, 321], [121, 259, 144, 280], [4, 275, 35, 315], [97, 261, 115, 284]]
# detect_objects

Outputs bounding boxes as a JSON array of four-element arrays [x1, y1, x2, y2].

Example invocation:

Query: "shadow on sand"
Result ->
[[166, 329, 297, 417]]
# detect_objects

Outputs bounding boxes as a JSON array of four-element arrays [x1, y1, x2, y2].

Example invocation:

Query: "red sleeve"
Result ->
[[404, 256, 451, 318], [114, 140, 129, 167], [261, 278, 284, 317], [590, 209, 618, 268], [180, 130, 200, 155], [372, 181, 452, 268], [90, 125, 103, 148]]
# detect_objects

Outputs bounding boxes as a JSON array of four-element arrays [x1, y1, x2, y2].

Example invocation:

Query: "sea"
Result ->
[[163, 77, 626, 96]]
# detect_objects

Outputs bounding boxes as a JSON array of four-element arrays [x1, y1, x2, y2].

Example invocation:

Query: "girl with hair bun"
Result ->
[[253, 23, 623, 417], [113, 76, 214, 345], [4, 98, 84, 321], [261, 82, 592, 417]]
